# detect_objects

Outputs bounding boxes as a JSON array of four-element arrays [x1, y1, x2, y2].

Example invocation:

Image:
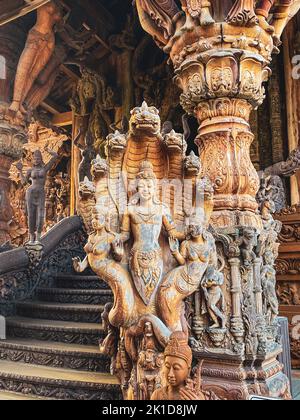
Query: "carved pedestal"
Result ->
[[276, 206, 300, 369]]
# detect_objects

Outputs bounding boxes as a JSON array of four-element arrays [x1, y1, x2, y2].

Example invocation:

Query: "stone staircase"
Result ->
[[0, 273, 122, 400]]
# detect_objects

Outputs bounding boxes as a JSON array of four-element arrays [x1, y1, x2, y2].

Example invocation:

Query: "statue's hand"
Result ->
[[180, 387, 205, 401], [16, 161, 23, 172], [73, 257, 83, 273], [44, 146, 58, 157], [112, 238, 124, 261], [169, 237, 179, 253]]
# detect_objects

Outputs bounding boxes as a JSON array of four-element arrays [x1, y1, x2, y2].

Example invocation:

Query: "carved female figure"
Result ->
[[201, 266, 226, 329], [17, 148, 58, 244], [120, 161, 184, 306], [261, 250, 279, 324], [73, 211, 136, 329], [158, 215, 217, 332], [9, 2, 62, 115]]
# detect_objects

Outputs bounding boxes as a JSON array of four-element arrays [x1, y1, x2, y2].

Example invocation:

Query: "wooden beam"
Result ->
[[0, 0, 50, 27], [52, 111, 72, 127], [60, 64, 80, 82]]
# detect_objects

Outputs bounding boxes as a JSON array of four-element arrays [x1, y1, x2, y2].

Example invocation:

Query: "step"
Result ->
[[6, 317, 105, 345], [0, 339, 110, 372], [0, 360, 121, 400], [0, 390, 51, 400], [54, 274, 108, 290], [17, 301, 103, 323], [37, 288, 112, 305]]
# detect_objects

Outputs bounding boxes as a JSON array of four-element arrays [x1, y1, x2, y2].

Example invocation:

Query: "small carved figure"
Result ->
[[77, 176, 96, 235], [151, 332, 206, 400], [201, 266, 226, 330], [261, 198, 276, 229], [158, 215, 217, 332], [10, 2, 62, 115], [239, 228, 258, 268], [16, 148, 58, 244], [261, 250, 279, 324]]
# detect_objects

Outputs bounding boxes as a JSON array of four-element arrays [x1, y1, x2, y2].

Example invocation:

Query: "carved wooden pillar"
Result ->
[[170, 23, 273, 229], [0, 22, 27, 245], [135, 0, 300, 400]]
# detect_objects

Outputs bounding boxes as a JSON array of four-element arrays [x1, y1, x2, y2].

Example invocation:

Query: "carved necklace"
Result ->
[[135, 206, 158, 223], [188, 240, 207, 257]]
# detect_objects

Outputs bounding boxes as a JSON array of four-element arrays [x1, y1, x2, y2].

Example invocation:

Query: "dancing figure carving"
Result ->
[[17, 148, 58, 244], [158, 216, 217, 332]]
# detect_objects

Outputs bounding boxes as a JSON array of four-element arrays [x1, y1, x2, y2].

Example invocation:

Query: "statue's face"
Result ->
[[138, 179, 156, 202], [165, 356, 189, 388], [92, 215, 105, 230], [33, 153, 42, 166], [189, 224, 203, 238]]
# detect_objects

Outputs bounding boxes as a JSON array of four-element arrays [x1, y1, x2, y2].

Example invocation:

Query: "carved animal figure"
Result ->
[[77, 177, 96, 235], [123, 101, 168, 188]]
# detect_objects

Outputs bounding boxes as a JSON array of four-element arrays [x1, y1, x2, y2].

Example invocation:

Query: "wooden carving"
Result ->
[[74, 102, 219, 400], [9, 2, 62, 116], [132, 0, 298, 401]]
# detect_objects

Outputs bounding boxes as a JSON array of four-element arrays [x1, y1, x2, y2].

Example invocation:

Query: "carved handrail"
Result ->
[[0, 216, 86, 316]]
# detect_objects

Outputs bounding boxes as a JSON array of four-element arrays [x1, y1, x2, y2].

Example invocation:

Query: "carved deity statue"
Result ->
[[74, 102, 218, 400], [16, 148, 58, 244], [10, 2, 62, 116], [151, 332, 206, 401], [73, 209, 136, 329], [120, 161, 185, 306], [158, 215, 218, 332]]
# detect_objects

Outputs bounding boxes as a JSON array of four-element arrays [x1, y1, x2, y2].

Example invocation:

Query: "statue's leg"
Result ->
[[28, 202, 37, 244], [36, 200, 45, 242], [157, 274, 186, 332], [208, 306, 220, 329], [272, 0, 293, 43], [256, 0, 276, 32]]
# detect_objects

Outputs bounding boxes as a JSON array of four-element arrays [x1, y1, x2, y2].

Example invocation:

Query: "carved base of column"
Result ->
[[193, 351, 291, 400]]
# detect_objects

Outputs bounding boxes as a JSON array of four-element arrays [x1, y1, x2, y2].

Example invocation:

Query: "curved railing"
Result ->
[[0, 216, 86, 316]]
